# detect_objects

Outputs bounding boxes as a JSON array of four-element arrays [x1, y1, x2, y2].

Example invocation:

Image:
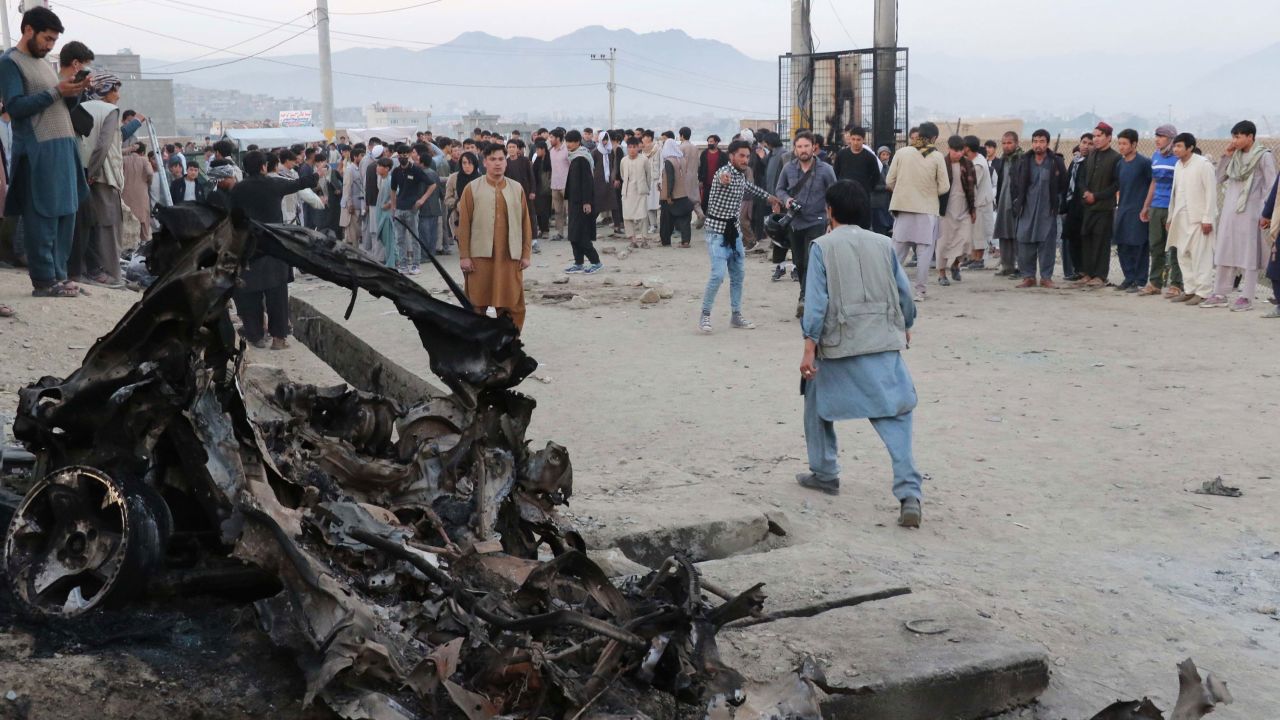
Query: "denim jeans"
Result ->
[[702, 232, 745, 315], [393, 209, 418, 265], [417, 213, 440, 256], [803, 385, 923, 501]]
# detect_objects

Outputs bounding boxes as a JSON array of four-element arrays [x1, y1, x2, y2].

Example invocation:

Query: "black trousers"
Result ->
[[789, 224, 826, 299], [568, 209, 601, 265], [1061, 203, 1085, 275], [234, 284, 290, 341], [659, 204, 691, 246], [1080, 211, 1114, 280]]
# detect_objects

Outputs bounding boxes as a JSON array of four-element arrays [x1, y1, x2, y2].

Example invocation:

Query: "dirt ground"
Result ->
[[1, 223, 1277, 719]]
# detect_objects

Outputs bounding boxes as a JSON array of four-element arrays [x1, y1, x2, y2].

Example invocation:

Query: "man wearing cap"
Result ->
[[1167, 133, 1218, 306], [79, 71, 128, 287], [1139, 125, 1183, 297], [886, 121, 950, 301], [1199, 120, 1277, 312], [1075, 122, 1121, 288]]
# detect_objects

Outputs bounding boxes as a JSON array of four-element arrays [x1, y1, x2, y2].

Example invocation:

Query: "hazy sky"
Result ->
[[25, 0, 1277, 64]]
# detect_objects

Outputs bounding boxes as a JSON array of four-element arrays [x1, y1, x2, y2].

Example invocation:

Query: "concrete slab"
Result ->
[[695, 544, 910, 624], [721, 593, 1049, 720], [578, 486, 789, 566]]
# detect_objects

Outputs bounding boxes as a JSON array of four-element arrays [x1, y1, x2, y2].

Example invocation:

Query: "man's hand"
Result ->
[[582, 203, 592, 214], [382, 202, 392, 211], [1201, 222, 1213, 235], [529, 192, 536, 200], [1140, 207, 1151, 223], [969, 210, 977, 223], [520, 258, 531, 270], [800, 343, 818, 379], [768, 197, 782, 213], [459, 258, 475, 273], [58, 76, 89, 98], [135, 113, 148, 124], [613, 180, 621, 189], [1083, 191, 1095, 205], [414, 199, 425, 210], [1261, 217, 1272, 230], [719, 172, 731, 186], [906, 330, 912, 347]]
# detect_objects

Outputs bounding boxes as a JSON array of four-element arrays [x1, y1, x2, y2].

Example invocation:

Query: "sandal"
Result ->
[[31, 282, 79, 298]]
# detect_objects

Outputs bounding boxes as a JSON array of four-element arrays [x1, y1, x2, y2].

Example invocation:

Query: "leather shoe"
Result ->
[[796, 473, 840, 495], [1016, 278, 1036, 288], [1039, 279, 1056, 288]]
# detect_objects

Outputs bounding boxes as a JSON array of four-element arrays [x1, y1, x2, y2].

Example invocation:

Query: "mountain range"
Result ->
[[149, 26, 1277, 131]]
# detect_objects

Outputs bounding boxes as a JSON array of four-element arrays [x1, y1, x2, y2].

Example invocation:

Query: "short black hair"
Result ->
[[1080, 133, 1094, 141], [707, 134, 721, 143], [278, 149, 296, 163], [242, 150, 267, 176], [313, 151, 328, 163], [583, 127, 594, 134], [726, 139, 751, 155], [963, 135, 982, 154], [534, 139, 548, 152], [122, 109, 137, 121], [168, 158, 184, 169], [661, 130, 675, 140], [22, 7, 64, 34], [565, 129, 583, 143], [482, 142, 505, 158], [351, 143, 366, 158], [679, 126, 691, 140], [1117, 128, 1139, 144], [377, 157, 393, 169], [1003, 131, 1020, 142], [918, 122, 940, 141], [984, 139, 998, 149], [550, 128, 565, 140], [826, 179, 871, 228], [266, 153, 280, 172], [947, 135, 965, 151], [413, 141, 432, 159], [1231, 120, 1257, 137], [1032, 129, 1051, 142], [642, 129, 655, 140], [394, 143, 410, 154], [213, 140, 236, 157], [58, 40, 94, 68], [462, 138, 477, 147], [625, 137, 641, 147], [1173, 132, 1197, 150], [844, 125, 867, 138]]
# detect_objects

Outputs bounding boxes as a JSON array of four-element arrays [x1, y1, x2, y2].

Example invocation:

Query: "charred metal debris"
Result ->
[[1, 205, 770, 720]]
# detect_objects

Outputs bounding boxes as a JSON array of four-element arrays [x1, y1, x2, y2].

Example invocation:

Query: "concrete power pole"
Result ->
[[790, 0, 812, 136], [872, 0, 898, 152], [315, 0, 336, 139], [1, 4, 11, 51], [591, 48, 616, 129]]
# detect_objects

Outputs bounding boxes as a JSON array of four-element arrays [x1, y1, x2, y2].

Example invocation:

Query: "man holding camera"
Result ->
[[796, 180, 924, 528], [776, 131, 838, 318]]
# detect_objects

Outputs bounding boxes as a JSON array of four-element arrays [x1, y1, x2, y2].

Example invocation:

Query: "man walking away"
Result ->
[[1012, 129, 1068, 287], [936, 135, 975, 287], [1113, 128, 1152, 292], [0, 7, 90, 297], [563, 130, 603, 274], [886, 122, 950, 301], [796, 180, 924, 528], [1200, 120, 1277, 312], [1138, 125, 1182, 297], [1076, 122, 1121, 288], [699, 139, 781, 333], [777, 131, 839, 317], [1167, 133, 1217, 306], [457, 143, 533, 331], [964, 136, 995, 269], [992, 131, 1022, 276]]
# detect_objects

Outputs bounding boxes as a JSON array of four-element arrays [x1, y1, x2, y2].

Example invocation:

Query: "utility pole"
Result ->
[[790, 0, 812, 136], [315, 0, 336, 140], [872, 0, 897, 152], [590, 48, 616, 129], [1, 3, 11, 51]]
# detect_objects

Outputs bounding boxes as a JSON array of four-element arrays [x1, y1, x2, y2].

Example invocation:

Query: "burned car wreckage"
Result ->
[[2, 205, 772, 720]]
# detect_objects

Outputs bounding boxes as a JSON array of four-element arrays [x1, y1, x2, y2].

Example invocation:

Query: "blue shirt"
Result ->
[[1150, 147, 1176, 210]]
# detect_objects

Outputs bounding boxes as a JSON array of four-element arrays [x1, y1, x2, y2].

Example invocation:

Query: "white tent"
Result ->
[[223, 127, 327, 149], [343, 127, 415, 144]]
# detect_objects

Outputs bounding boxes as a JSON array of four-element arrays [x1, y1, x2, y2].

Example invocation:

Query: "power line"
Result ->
[[145, 23, 317, 75], [148, 10, 314, 70], [828, 0, 858, 46], [614, 84, 771, 117], [330, 0, 445, 15], [617, 58, 767, 94]]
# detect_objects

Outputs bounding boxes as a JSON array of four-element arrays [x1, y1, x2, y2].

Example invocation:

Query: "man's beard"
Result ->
[[28, 46, 50, 59]]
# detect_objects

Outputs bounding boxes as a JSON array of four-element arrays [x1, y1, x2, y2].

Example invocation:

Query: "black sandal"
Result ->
[[32, 282, 79, 298]]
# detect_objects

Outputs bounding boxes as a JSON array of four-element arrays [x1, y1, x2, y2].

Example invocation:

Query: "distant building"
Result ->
[[94, 51, 176, 136], [449, 110, 538, 140], [364, 103, 432, 130]]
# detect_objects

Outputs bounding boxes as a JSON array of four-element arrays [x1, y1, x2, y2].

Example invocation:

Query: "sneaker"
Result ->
[[564, 264, 584, 274], [271, 337, 290, 351], [795, 302, 804, 319], [796, 473, 840, 495], [550, 233, 564, 241], [1262, 306, 1280, 318], [251, 338, 268, 349], [950, 266, 962, 282], [937, 276, 951, 286], [699, 313, 713, 333], [583, 263, 604, 274], [913, 292, 925, 302], [533, 240, 542, 254], [771, 264, 786, 282], [1230, 297, 1253, 312], [1199, 294, 1229, 308], [410, 264, 421, 275], [898, 497, 922, 528], [731, 313, 755, 329], [790, 267, 800, 282]]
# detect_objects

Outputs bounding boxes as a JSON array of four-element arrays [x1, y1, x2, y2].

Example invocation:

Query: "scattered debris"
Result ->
[[564, 295, 593, 310], [642, 276, 665, 288], [1192, 477, 1242, 498], [639, 288, 662, 304], [552, 275, 571, 284], [1, 206, 774, 720], [1088, 658, 1231, 720]]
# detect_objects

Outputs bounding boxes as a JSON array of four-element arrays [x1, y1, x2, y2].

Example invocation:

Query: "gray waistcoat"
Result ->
[[815, 225, 907, 359]]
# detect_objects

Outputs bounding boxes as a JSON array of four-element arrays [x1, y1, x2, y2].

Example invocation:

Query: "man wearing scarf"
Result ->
[[658, 137, 692, 247], [564, 130, 603, 273], [78, 71, 127, 287], [1076, 122, 1121, 288], [591, 132, 618, 237], [935, 135, 976, 287], [1199, 121, 1277, 312], [0, 7, 90, 297], [886, 122, 949, 301]]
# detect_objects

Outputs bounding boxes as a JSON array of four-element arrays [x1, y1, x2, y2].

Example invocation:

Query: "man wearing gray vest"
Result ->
[[796, 180, 925, 528]]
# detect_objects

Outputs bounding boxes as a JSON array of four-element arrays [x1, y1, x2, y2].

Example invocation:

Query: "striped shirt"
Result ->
[[1150, 148, 1176, 210]]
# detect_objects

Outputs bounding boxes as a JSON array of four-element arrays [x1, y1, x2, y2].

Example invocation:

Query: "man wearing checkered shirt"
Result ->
[[699, 139, 782, 333]]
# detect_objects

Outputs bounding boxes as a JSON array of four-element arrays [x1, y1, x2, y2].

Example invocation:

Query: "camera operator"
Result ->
[[776, 131, 838, 318]]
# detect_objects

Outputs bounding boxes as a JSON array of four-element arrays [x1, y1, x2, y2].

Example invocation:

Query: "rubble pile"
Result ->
[[1, 206, 768, 720]]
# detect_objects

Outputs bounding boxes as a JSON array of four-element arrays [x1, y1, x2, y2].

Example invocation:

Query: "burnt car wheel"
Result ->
[[3, 466, 168, 617]]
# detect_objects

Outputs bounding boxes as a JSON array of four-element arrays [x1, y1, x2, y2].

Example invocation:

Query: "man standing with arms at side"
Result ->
[[796, 180, 924, 528], [1199, 121, 1277, 312], [457, 143, 533, 331], [1012, 129, 1068, 288], [563, 130, 603, 274], [1060, 133, 1093, 282], [340, 143, 366, 249], [964, 136, 995, 270], [833, 125, 881, 197], [0, 7, 90, 298], [992, 131, 1023, 276], [1167, 133, 1217, 306], [697, 134, 728, 213], [777, 131, 839, 318], [1138, 125, 1181, 297], [1112, 128, 1152, 292], [548, 128, 569, 241], [886, 122, 950, 301], [1076, 122, 1121, 288]]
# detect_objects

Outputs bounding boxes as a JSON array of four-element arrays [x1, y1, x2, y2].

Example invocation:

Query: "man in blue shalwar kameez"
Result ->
[[796, 180, 926, 528], [0, 7, 90, 297]]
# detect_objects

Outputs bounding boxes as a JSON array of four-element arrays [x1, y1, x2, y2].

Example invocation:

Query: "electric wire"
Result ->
[[330, 0, 445, 15]]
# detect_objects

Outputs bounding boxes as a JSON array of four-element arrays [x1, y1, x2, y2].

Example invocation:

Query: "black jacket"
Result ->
[[566, 154, 595, 210], [833, 146, 881, 196], [170, 175, 210, 204], [229, 172, 319, 292], [1011, 151, 1068, 218]]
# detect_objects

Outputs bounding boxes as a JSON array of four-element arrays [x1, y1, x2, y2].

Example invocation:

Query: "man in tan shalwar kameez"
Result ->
[[457, 143, 534, 331]]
